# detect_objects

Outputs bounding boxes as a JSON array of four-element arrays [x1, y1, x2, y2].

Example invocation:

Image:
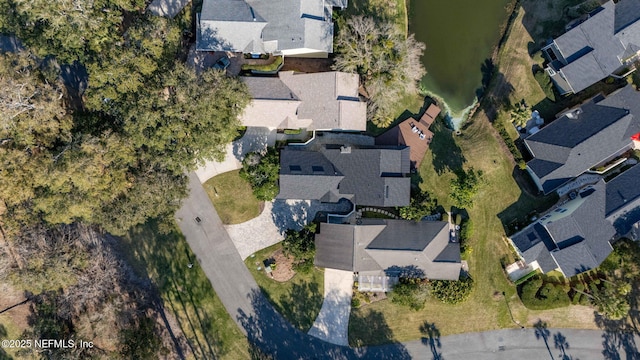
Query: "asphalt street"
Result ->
[[176, 172, 640, 359]]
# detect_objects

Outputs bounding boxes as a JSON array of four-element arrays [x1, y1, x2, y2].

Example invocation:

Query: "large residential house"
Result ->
[[375, 103, 440, 170], [315, 219, 461, 291], [524, 85, 640, 194], [277, 144, 411, 207], [542, 0, 640, 94], [196, 0, 347, 57], [239, 71, 367, 131], [509, 164, 640, 277]]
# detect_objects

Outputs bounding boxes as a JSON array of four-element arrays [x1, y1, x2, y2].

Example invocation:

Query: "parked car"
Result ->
[[213, 56, 230, 71]]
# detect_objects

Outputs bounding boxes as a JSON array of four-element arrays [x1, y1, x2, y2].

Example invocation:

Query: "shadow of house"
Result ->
[[428, 120, 466, 175]]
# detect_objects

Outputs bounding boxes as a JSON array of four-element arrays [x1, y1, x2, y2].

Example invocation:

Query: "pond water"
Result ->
[[409, 0, 513, 123]]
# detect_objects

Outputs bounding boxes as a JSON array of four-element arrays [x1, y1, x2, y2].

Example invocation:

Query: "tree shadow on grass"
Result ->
[[239, 288, 411, 359], [420, 321, 444, 360], [260, 280, 323, 332], [429, 120, 465, 175]]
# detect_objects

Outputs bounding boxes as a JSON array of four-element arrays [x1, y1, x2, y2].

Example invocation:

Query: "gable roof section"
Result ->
[[239, 72, 366, 131], [198, 0, 338, 53], [525, 85, 640, 193], [606, 164, 640, 217], [314, 220, 461, 280], [277, 146, 410, 206]]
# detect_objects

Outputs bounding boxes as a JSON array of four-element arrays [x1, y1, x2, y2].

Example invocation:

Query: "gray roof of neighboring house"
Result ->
[[605, 164, 640, 217], [239, 72, 367, 131], [551, 0, 640, 93], [198, 0, 337, 53], [525, 85, 640, 193], [314, 220, 461, 280], [510, 182, 616, 277], [277, 145, 411, 206]]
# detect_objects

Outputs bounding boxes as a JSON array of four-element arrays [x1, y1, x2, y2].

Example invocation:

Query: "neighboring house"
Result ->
[[315, 219, 461, 291], [196, 0, 347, 57], [509, 164, 640, 277], [240, 71, 367, 131], [375, 103, 441, 170], [524, 85, 640, 194], [542, 0, 640, 94], [277, 144, 411, 207]]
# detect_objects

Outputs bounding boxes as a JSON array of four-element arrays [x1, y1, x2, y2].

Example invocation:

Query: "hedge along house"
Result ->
[[239, 71, 367, 131], [314, 219, 461, 292], [196, 0, 348, 58], [509, 164, 640, 278], [524, 85, 640, 195], [541, 0, 640, 95]]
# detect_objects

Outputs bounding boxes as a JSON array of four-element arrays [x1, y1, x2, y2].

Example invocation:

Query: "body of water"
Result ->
[[409, 0, 513, 125]]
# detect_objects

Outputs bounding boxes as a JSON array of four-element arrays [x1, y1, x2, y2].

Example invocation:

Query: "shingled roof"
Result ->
[[277, 145, 411, 207], [239, 71, 367, 131], [314, 219, 461, 280], [546, 0, 640, 93], [525, 85, 640, 194], [197, 0, 340, 54]]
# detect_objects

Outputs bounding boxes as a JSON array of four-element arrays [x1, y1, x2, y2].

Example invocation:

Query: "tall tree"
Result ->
[[333, 15, 426, 127]]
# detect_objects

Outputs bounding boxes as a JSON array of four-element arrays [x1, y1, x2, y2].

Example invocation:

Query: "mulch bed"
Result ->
[[266, 248, 296, 282]]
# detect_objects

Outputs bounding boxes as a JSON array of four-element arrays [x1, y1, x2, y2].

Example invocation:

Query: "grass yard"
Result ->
[[344, 0, 408, 34], [349, 110, 597, 346], [203, 170, 262, 225], [121, 220, 250, 360], [245, 243, 324, 332]]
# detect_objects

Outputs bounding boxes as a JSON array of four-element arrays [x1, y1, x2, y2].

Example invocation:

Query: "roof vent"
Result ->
[[340, 146, 351, 154], [566, 108, 582, 119]]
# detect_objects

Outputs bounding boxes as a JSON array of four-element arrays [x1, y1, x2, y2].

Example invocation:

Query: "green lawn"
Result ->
[[349, 112, 596, 345], [245, 243, 324, 332], [344, 0, 408, 34], [121, 220, 250, 360], [203, 170, 262, 225]]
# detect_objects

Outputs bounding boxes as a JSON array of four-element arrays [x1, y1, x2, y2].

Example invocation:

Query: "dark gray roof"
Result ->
[[511, 182, 616, 276], [606, 164, 640, 217], [277, 145, 411, 207], [314, 223, 354, 271], [550, 0, 640, 93], [314, 220, 460, 280], [525, 85, 640, 194]]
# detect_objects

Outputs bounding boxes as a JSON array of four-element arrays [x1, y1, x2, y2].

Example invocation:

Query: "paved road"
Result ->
[[176, 172, 640, 359]]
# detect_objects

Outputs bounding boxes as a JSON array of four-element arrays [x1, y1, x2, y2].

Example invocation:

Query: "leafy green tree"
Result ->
[[449, 168, 484, 208], [333, 15, 426, 127], [389, 278, 429, 311], [519, 276, 570, 310], [398, 190, 437, 221], [588, 281, 631, 320], [240, 148, 280, 201], [282, 223, 317, 272], [431, 274, 474, 304]]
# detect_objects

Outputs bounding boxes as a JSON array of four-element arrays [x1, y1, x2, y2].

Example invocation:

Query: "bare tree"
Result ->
[[333, 16, 426, 127]]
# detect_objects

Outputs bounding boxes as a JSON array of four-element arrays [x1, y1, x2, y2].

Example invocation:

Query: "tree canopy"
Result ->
[[449, 168, 484, 209], [240, 148, 280, 201], [398, 189, 437, 221], [333, 15, 426, 127]]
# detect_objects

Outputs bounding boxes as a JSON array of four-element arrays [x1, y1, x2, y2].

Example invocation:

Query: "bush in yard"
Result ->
[[449, 168, 484, 208], [240, 148, 280, 201], [282, 223, 317, 273], [389, 278, 429, 311], [398, 190, 437, 221], [533, 69, 556, 102], [519, 276, 570, 310], [431, 274, 474, 304]]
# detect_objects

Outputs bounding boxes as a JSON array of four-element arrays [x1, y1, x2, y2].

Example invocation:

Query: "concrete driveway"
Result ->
[[308, 269, 353, 346], [195, 127, 276, 183]]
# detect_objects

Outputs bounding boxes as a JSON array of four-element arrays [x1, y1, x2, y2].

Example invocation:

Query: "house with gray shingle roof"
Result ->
[[509, 164, 640, 277], [277, 144, 411, 207], [314, 219, 461, 291], [196, 0, 346, 57], [542, 0, 640, 94], [524, 85, 640, 194], [240, 71, 367, 131]]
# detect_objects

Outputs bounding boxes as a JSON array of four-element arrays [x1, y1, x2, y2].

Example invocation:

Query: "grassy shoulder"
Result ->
[[203, 170, 263, 225], [245, 243, 324, 332], [121, 220, 250, 360]]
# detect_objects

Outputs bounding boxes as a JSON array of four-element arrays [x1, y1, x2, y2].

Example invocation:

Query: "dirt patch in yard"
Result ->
[[0, 283, 30, 335], [269, 249, 296, 282], [281, 58, 333, 73]]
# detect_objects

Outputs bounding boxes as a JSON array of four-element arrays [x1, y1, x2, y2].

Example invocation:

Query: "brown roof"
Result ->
[[375, 104, 440, 169]]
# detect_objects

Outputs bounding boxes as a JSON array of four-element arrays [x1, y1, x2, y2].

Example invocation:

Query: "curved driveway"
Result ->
[[176, 172, 640, 359]]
